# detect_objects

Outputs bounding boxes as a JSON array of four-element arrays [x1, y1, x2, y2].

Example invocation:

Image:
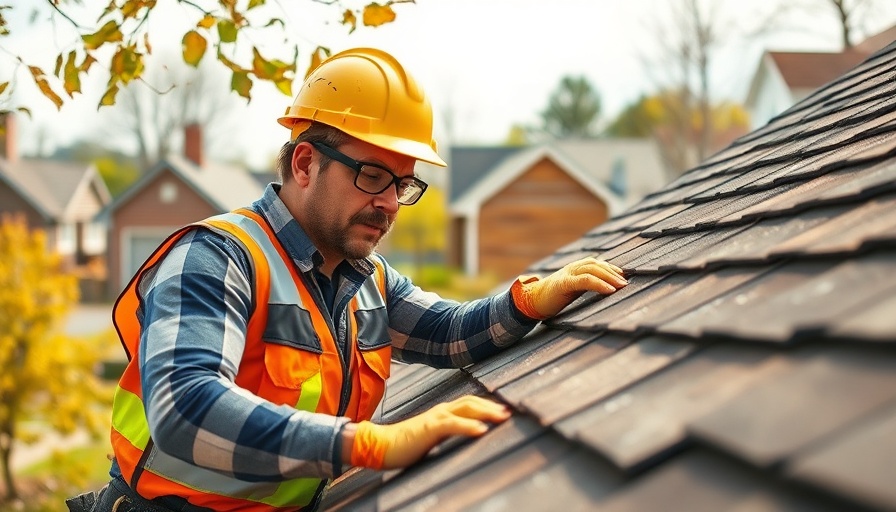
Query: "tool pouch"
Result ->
[[65, 489, 100, 512]]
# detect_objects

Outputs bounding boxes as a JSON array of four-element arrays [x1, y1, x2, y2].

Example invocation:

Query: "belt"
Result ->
[[96, 477, 214, 512]]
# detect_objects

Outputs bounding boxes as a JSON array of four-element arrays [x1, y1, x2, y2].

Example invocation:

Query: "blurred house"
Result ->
[[99, 124, 270, 297], [448, 139, 666, 279], [0, 114, 111, 300], [745, 24, 896, 129]]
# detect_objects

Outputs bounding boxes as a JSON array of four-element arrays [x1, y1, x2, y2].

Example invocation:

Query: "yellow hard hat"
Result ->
[[278, 48, 446, 167]]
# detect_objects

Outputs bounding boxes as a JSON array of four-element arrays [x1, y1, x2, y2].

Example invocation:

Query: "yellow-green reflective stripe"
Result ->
[[112, 385, 150, 449], [295, 371, 322, 412], [145, 464, 321, 508], [245, 477, 321, 507]]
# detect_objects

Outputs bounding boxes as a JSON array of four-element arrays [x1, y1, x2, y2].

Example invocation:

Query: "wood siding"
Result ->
[[67, 180, 105, 220], [109, 170, 218, 296], [448, 216, 465, 269], [478, 158, 607, 280]]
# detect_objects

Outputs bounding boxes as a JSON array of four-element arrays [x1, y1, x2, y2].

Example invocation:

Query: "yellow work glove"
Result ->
[[349, 395, 510, 470], [511, 257, 627, 320]]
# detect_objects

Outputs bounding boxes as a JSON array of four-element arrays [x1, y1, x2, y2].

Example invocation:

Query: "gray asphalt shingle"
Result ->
[[322, 39, 896, 512]]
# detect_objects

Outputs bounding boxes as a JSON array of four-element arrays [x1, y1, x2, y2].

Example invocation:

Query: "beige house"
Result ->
[[745, 24, 896, 129], [0, 114, 111, 299]]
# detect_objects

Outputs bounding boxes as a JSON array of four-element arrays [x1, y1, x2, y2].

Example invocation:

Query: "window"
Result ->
[[82, 221, 106, 253], [57, 223, 76, 254], [609, 157, 627, 197], [160, 181, 178, 203]]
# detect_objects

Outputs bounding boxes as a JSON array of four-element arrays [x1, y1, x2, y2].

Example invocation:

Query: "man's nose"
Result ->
[[372, 183, 400, 214]]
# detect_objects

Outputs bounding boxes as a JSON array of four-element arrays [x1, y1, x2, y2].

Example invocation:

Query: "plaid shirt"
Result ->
[[115, 184, 536, 483]]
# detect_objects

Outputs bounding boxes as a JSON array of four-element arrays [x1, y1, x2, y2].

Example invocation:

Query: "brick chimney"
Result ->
[[184, 123, 203, 166], [0, 113, 18, 163]]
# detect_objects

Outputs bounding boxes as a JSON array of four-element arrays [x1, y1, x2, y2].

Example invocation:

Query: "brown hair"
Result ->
[[276, 123, 350, 183]]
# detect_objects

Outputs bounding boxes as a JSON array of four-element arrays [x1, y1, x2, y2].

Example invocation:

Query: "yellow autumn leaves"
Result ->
[[2, 0, 406, 113], [0, 216, 113, 498]]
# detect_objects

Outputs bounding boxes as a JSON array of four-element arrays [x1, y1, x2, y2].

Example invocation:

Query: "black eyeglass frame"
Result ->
[[310, 141, 428, 205]]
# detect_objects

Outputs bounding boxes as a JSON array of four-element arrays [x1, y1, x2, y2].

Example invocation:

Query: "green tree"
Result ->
[[389, 185, 447, 276], [94, 155, 140, 197], [0, 0, 411, 114], [66, 141, 141, 196], [540, 75, 601, 138], [0, 215, 111, 503]]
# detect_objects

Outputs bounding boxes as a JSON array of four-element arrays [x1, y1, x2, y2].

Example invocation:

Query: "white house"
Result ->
[[745, 25, 896, 129]]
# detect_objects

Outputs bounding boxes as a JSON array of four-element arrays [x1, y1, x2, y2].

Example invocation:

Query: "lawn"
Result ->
[[3, 439, 112, 512]]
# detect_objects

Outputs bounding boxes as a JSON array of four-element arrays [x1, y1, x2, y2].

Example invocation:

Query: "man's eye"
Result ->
[[360, 167, 383, 181]]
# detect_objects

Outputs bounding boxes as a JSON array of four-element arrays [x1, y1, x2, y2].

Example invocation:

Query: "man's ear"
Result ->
[[290, 142, 315, 187]]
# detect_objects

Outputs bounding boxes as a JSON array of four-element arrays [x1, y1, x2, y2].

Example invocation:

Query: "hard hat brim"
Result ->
[[277, 115, 447, 167], [359, 132, 447, 167]]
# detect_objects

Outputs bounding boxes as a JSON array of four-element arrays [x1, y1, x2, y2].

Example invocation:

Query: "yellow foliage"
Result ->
[[389, 185, 447, 256], [4, 0, 406, 111], [712, 101, 750, 130], [362, 3, 397, 27], [182, 30, 208, 67], [642, 96, 667, 123], [504, 124, 529, 146], [0, 216, 113, 497]]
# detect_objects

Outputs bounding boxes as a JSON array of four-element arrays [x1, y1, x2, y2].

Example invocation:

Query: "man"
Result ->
[[75, 48, 627, 512]]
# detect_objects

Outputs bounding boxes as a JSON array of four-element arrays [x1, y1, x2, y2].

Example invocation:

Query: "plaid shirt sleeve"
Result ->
[[375, 255, 539, 368], [138, 228, 349, 481]]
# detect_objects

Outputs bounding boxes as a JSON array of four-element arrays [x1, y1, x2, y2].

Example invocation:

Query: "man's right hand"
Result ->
[[344, 395, 510, 470], [511, 257, 627, 320]]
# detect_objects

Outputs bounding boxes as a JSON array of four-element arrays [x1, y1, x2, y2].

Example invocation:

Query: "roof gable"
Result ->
[[102, 154, 265, 218], [552, 139, 665, 199], [0, 157, 107, 221], [448, 146, 521, 202], [855, 23, 896, 54], [452, 144, 624, 217], [753, 24, 896, 96], [324, 41, 896, 512], [769, 50, 868, 90]]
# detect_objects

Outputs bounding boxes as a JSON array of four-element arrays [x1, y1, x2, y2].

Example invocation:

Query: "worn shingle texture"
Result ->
[[322, 42, 896, 512]]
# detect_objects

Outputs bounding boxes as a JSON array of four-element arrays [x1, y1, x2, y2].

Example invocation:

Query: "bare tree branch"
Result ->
[[42, 0, 84, 30], [96, 56, 241, 169]]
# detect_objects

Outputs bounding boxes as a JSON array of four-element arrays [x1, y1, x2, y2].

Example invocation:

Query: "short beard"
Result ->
[[312, 208, 393, 261], [342, 209, 393, 259]]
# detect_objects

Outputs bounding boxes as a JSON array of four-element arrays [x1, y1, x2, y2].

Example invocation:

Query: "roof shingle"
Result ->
[[323, 40, 896, 512]]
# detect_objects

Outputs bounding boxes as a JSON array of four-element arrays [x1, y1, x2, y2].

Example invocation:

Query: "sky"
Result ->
[[4, 0, 896, 170]]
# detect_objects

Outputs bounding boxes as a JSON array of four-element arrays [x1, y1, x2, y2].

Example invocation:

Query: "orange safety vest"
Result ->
[[109, 208, 391, 511]]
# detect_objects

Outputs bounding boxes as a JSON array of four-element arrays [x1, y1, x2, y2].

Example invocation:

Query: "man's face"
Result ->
[[302, 138, 416, 262]]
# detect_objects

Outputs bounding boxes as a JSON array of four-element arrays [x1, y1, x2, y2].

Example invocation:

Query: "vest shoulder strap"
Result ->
[[371, 256, 387, 299]]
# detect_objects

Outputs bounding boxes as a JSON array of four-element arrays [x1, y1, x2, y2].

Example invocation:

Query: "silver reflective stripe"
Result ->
[[209, 212, 301, 307], [146, 212, 389, 506], [355, 276, 386, 310], [143, 448, 320, 507]]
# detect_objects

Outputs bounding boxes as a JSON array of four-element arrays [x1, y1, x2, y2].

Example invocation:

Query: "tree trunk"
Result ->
[[831, 0, 853, 49], [0, 426, 18, 501]]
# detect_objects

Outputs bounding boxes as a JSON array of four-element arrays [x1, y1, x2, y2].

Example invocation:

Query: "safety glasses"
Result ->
[[311, 141, 428, 205]]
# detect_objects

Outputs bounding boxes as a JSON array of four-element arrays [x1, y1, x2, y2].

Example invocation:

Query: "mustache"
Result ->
[[351, 210, 391, 231]]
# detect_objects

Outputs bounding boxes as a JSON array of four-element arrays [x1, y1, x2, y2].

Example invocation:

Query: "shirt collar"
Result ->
[[251, 183, 375, 278]]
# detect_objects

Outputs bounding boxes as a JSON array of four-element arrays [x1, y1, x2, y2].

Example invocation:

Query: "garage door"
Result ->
[[123, 233, 170, 289]]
